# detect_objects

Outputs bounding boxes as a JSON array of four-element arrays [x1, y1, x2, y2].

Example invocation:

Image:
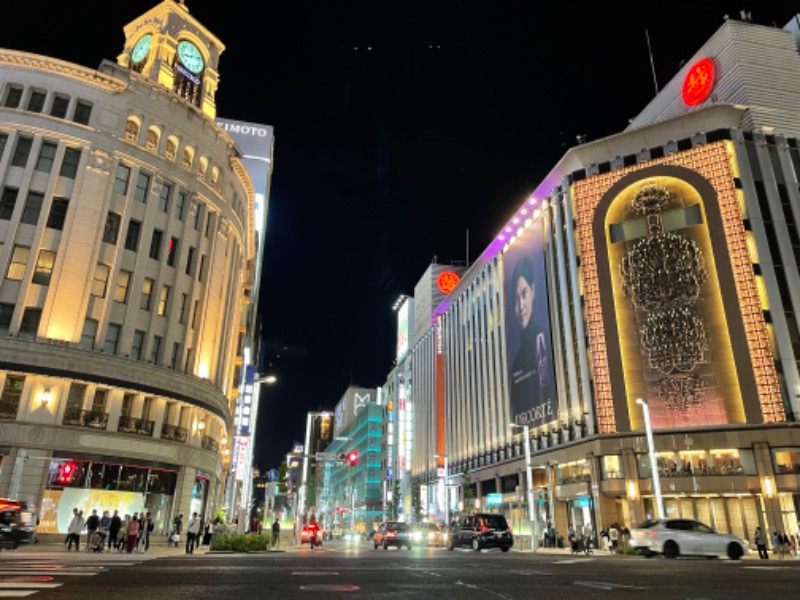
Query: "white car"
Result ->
[[629, 518, 748, 560]]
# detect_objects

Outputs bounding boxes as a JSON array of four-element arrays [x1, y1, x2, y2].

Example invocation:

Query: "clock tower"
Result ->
[[117, 0, 224, 119]]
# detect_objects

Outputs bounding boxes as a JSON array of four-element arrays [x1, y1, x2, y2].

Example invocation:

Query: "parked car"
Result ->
[[447, 513, 513, 552], [299, 522, 323, 548], [0, 498, 35, 550], [412, 522, 445, 547], [373, 521, 414, 550], [629, 518, 748, 560]]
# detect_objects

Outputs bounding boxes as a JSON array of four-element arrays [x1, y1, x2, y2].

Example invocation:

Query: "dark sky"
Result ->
[[6, 1, 799, 468]]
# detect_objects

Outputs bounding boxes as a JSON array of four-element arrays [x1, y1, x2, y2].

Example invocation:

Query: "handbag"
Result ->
[[171, 533, 180, 543]]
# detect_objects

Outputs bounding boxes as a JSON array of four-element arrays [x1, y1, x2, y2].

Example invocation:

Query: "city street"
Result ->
[[4, 539, 798, 599]]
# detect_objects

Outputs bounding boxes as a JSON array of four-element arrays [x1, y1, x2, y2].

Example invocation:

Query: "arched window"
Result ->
[[165, 136, 179, 161], [123, 117, 140, 143], [145, 127, 161, 152], [210, 166, 220, 187], [182, 147, 194, 170], [198, 156, 208, 182]]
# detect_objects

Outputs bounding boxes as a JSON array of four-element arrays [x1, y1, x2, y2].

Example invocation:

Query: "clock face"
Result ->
[[177, 40, 204, 74], [131, 34, 151, 64]]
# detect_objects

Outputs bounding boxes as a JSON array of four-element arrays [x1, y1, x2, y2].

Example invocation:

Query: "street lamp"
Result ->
[[299, 410, 332, 522], [636, 398, 665, 519], [434, 453, 449, 526], [509, 422, 537, 552]]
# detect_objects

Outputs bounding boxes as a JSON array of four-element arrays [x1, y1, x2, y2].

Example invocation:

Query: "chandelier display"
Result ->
[[619, 183, 709, 419]]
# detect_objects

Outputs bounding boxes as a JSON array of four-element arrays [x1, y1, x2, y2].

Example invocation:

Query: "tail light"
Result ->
[[481, 524, 489, 533], [648, 531, 657, 537]]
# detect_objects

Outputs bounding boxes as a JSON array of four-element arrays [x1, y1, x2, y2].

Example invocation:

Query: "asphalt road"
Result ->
[[4, 540, 798, 600]]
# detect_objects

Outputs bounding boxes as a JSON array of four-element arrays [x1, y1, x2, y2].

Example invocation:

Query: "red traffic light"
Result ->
[[58, 461, 76, 484], [346, 451, 358, 466]]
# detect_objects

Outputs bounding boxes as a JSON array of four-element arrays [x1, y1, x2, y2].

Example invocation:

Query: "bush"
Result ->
[[210, 533, 271, 552]]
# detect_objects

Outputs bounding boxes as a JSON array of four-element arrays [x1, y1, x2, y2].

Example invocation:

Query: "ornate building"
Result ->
[[0, 1, 257, 535]]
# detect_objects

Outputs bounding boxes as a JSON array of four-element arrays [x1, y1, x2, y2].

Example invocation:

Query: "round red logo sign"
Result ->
[[437, 271, 461, 294], [682, 58, 715, 107]]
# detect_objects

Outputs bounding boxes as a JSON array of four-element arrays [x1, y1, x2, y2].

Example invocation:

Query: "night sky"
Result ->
[[6, 1, 799, 468]]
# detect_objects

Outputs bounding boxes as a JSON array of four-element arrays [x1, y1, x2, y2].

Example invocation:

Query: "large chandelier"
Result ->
[[640, 306, 708, 374], [657, 374, 706, 418]]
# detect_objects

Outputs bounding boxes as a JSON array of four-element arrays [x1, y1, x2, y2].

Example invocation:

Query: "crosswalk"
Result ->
[[0, 553, 156, 597]]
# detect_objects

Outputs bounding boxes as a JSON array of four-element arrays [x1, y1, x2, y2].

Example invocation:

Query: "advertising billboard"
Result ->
[[396, 300, 410, 360], [503, 217, 557, 428], [333, 387, 374, 437]]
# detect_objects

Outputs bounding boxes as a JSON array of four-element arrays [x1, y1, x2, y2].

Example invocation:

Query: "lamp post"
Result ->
[[636, 398, 665, 519], [509, 423, 536, 552], [434, 453, 449, 526], [299, 410, 332, 523]]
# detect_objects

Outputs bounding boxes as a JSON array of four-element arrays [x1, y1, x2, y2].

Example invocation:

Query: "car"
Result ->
[[629, 518, 748, 560], [373, 521, 414, 550], [447, 513, 513, 552], [299, 523, 323, 548], [412, 522, 445, 547], [0, 498, 35, 550]]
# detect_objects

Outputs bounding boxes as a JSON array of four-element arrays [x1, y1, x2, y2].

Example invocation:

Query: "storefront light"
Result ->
[[763, 476, 775, 499]]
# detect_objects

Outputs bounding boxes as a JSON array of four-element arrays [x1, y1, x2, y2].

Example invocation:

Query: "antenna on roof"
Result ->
[[645, 29, 659, 95], [740, 10, 753, 22], [466, 229, 469, 267]]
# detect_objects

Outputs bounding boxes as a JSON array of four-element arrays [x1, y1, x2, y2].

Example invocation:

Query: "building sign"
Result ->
[[436, 271, 461, 294], [396, 300, 410, 360], [682, 58, 715, 107], [487, 493, 503, 506], [234, 436, 250, 481]]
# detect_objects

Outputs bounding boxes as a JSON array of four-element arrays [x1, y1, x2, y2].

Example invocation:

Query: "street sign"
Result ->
[[316, 452, 337, 461], [267, 469, 279, 482], [487, 493, 503, 506]]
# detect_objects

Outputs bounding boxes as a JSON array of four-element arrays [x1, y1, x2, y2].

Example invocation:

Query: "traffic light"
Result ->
[[346, 451, 358, 466], [58, 461, 76, 484]]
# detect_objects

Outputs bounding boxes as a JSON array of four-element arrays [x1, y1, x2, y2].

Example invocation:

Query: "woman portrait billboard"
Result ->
[[503, 218, 557, 428]]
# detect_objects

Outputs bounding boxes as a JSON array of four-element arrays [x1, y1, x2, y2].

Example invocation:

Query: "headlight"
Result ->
[[413, 531, 422, 541]]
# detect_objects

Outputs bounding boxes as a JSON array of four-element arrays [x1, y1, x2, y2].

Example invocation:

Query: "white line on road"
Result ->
[[0, 571, 98, 577], [553, 558, 595, 564], [574, 581, 647, 591], [0, 583, 62, 589], [291, 572, 339, 576], [0, 592, 38, 598]]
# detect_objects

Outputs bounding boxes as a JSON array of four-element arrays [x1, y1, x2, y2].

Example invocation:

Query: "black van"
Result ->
[[0, 498, 36, 550], [446, 513, 513, 552]]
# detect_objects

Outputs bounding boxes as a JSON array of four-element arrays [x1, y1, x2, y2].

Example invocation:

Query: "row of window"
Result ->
[[3, 84, 92, 125], [0, 133, 80, 178]]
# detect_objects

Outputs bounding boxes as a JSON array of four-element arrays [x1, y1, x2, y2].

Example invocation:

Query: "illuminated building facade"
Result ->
[[0, 1, 257, 534], [407, 16, 800, 543]]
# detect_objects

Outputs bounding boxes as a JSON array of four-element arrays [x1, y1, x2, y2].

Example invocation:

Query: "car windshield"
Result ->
[[387, 522, 407, 531], [481, 515, 507, 529], [635, 519, 660, 529]]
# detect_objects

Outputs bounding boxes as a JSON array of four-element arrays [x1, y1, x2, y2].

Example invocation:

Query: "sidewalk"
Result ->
[[18, 533, 211, 556]]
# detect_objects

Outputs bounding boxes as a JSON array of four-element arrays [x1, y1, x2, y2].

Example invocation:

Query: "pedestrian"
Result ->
[[754, 526, 768, 559], [126, 512, 140, 554], [66, 509, 85, 551], [117, 515, 130, 552], [788, 534, 797, 559], [609, 523, 620, 554], [582, 523, 594, 554], [186, 512, 201, 554], [65, 508, 78, 546], [109, 510, 122, 550], [85, 509, 100, 551], [97, 510, 111, 551], [211, 518, 226, 547], [169, 514, 183, 547], [137, 512, 154, 552], [600, 527, 609, 551], [272, 518, 281, 548]]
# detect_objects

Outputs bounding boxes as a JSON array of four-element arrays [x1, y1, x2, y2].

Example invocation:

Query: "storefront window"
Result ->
[[773, 447, 800, 474], [556, 460, 591, 485], [600, 455, 624, 479]]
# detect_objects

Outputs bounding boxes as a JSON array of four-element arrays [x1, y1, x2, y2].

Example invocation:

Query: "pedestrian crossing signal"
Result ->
[[347, 451, 358, 466]]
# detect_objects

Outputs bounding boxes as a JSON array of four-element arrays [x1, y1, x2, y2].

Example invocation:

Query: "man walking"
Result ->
[[109, 510, 122, 550], [272, 518, 281, 548], [66, 509, 85, 551], [186, 512, 201, 554], [169, 514, 183, 547], [754, 526, 768, 559], [85, 509, 100, 551]]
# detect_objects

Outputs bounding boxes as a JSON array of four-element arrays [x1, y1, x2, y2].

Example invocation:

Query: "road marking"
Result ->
[[299, 585, 359, 591], [511, 570, 552, 575], [0, 583, 62, 589], [0, 592, 38, 598], [292, 572, 339, 576], [0, 571, 98, 577], [553, 558, 594, 564], [574, 581, 647, 591]]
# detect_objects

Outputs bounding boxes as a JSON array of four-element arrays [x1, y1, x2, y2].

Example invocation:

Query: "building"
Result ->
[[405, 15, 800, 545], [0, 0, 259, 535]]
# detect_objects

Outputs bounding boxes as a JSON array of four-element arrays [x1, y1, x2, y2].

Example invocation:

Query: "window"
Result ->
[[149, 229, 163, 260], [103, 211, 121, 244], [91, 264, 110, 298], [0, 375, 25, 419], [73, 101, 92, 125], [193, 201, 202, 230], [140, 278, 154, 311], [27, 90, 46, 113], [0, 303, 14, 336], [18, 308, 41, 339], [134, 171, 151, 203], [20, 191, 44, 225], [165, 138, 178, 161], [124, 219, 141, 251], [185, 246, 195, 275], [59, 148, 80, 179], [121, 393, 135, 418], [50, 94, 69, 118], [103, 323, 121, 354], [114, 270, 132, 303], [35, 141, 58, 173], [150, 336, 162, 364], [79, 318, 98, 350], [142, 396, 154, 420], [145, 128, 159, 151], [6, 246, 29, 280], [131, 330, 145, 360], [32, 250, 55, 285], [11, 136, 32, 167], [175, 190, 187, 220], [113, 164, 131, 195], [91, 389, 108, 413], [191, 299, 199, 329], [170, 342, 181, 369], [178, 293, 188, 324], [0, 134, 7, 160], [184, 348, 193, 373], [205, 212, 215, 238], [46, 198, 69, 230], [198, 255, 206, 282], [166, 237, 179, 267], [158, 181, 172, 212], [0, 187, 18, 220], [4, 85, 22, 108], [64, 383, 86, 414], [158, 285, 170, 316]]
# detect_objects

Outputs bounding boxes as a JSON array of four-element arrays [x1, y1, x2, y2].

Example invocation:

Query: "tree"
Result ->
[[411, 478, 422, 523], [392, 479, 401, 520], [277, 460, 289, 495], [461, 466, 475, 511]]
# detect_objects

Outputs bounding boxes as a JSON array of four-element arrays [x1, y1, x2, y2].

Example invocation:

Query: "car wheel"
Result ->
[[663, 540, 679, 559], [727, 543, 744, 561], [447, 540, 455, 551], [472, 538, 482, 552], [383, 542, 388, 550], [500, 546, 510, 553]]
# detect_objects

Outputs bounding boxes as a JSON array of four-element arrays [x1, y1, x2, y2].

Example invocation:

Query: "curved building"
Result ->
[[0, 1, 257, 535]]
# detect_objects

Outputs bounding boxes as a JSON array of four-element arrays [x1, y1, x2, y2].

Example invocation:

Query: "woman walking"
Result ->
[[126, 512, 140, 554]]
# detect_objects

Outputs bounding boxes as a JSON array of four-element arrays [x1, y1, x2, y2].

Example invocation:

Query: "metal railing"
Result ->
[[118, 415, 154, 436], [201, 434, 218, 452], [0, 399, 19, 419], [62, 407, 109, 430], [161, 423, 188, 443]]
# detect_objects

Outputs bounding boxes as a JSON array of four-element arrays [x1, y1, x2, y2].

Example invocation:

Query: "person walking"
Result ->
[[97, 510, 112, 551], [272, 518, 281, 548], [754, 526, 769, 559], [109, 510, 122, 550], [66, 509, 85, 551], [85, 509, 100, 551], [126, 512, 140, 554], [64, 508, 78, 546], [169, 514, 183, 547], [186, 512, 201, 554], [608, 523, 620, 554], [117, 515, 130, 552]]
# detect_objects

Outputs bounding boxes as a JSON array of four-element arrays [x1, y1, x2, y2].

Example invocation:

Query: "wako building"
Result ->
[[407, 15, 800, 545], [0, 1, 260, 534]]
